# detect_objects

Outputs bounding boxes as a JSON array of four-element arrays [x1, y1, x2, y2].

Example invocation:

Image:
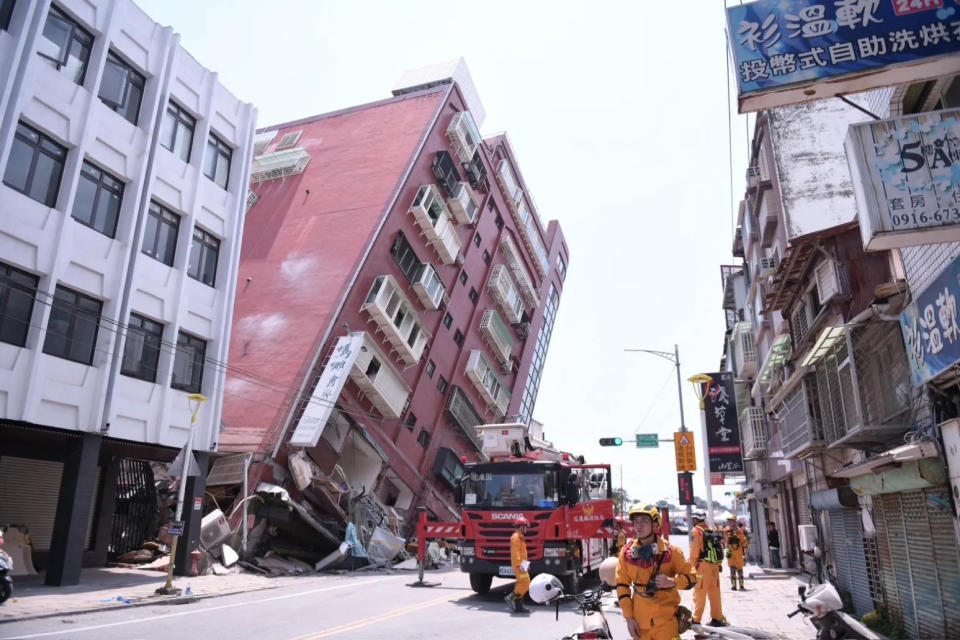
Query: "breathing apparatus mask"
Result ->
[[629, 540, 662, 598]]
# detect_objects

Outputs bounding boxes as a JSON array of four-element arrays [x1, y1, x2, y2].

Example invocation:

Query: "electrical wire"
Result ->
[[633, 369, 675, 434]]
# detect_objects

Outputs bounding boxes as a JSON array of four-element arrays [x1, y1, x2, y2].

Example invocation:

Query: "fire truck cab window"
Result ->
[[460, 468, 558, 509]]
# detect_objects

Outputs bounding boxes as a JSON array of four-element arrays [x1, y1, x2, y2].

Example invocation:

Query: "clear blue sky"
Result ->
[[138, 0, 751, 507]]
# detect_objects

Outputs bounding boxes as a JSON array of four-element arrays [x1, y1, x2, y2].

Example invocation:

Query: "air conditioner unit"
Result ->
[[746, 165, 760, 188], [200, 508, 232, 549]]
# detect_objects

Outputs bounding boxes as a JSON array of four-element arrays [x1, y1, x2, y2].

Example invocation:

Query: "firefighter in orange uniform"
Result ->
[[615, 503, 696, 640], [724, 516, 749, 590], [688, 511, 728, 627], [613, 516, 628, 556], [505, 516, 531, 613]]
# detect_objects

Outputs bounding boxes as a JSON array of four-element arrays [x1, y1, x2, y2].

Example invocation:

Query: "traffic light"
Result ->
[[677, 472, 694, 505], [599, 437, 623, 446]]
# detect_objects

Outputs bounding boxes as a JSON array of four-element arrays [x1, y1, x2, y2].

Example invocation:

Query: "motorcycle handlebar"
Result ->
[[787, 607, 804, 618]]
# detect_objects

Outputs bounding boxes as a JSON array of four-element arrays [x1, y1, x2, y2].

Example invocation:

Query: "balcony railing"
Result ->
[[408, 184, 462, 264], [250, 147, 312, 183], [499, 234, 539, 307], [360, 275, 429, 365], [779, 375, 827, 459], [733, 321, 759, 380], [487, 265, 525, 323], [805, 322, 911, 447], [447, 111, 482, 163], [465, 350, 511, 418], [349, 332, 411, 419], [445, 385, 483, 452], [496, 159, 523, 212], [410, 263, 447, 311], [479, 309, 514, 365], [740, 406, 767, 459]]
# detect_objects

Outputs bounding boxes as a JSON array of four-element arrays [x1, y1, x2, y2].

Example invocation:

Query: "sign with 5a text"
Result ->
[[727, 0, 960, 112], [674, 431, 696, 472], [847, 108, 960, 250]]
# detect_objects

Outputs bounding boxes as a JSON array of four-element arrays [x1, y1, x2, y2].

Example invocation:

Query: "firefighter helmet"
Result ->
[[529, 573, 564, 603], [692, 510, 707, 522], [627, 503, 661, 527], [514, 515, 530, 527]]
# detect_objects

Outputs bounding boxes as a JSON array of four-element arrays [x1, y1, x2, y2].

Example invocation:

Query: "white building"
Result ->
[[0, 0, 255, 585]]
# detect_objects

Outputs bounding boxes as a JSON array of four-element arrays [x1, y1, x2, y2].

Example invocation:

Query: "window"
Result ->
[[42, 285, 101, 365], [160, 102, 195, 162], [443, 313, 453, 329], [188, 227, 220, 287], [405, 413, 417, 431], [171, 331, 205, 392], [483, 250, 491, 265], [459, 271, 468, 285], [71, 161, 123, 238], [557, 254, 567, 280], [417, 429, 431, 449], [99, 52, 145, 125], [0, 262, 38, 347], [142, 202, 180, 266], [437, 376, 448, 394], [1, 0, 14, 31], [390, 232, 422, 282], [469, 287, 479, 304], [37, 5, 92, 85], [3, 121, 66, 206], [495, 215, 504, 231], [204, 133, 232, 189], [121, 314, 162, 382], [453, 328, 464, 347], [276, 131, 302, 149], [426, 359, 436, 378], [473, 233, 481, 248]]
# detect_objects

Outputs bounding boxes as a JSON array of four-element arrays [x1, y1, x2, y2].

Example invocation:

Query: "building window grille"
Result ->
[[171, 331, 206, 393], [417, 429, 431, 448], [390, 232, 421, 283], [37, 5, 92, 85], [469, 287, 479, 304], [42, 285, 101, 365], [426, 359, 436, 378], [443, 313, 453, 329], [405, 412, 417, 431], [160, 101, 195, 162], [121, 314, 163, 382], [204, 133, 232, 189], [459, 271, 468, 285], [453, 328, 464, 347], [71, 160, 124, 238], [473, 233, 481, 248], [0, 262, 38, 347], [142, 202, 180, 266], [99, 51, 145, 125], [188, 227, 220, 287], [437, 376, 448, 393], [3, 121, 66, 207], [483, 250, 491, 265]]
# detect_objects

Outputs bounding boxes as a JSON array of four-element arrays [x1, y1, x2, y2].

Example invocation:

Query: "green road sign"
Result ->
[[635, 433, 659, 448]]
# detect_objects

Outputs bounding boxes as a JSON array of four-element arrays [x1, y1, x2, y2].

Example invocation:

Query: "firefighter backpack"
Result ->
[[700, 529, 724, 564]]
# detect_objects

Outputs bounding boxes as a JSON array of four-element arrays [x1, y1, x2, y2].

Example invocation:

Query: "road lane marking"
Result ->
[[290, 591, 470, 639], [1, 577, 393, 640]]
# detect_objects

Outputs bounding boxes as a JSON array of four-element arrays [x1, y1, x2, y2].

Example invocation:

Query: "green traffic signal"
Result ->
[[599, 437, 623, 446]]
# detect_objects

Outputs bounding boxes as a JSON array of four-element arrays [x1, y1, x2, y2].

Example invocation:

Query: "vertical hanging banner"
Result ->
[[289, 333, 364, 447], [727, 0, 960, 112], [700, 372, 745, 474]]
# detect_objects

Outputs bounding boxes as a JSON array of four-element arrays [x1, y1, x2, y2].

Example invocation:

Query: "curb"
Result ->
[[0, 583, 283, 625]]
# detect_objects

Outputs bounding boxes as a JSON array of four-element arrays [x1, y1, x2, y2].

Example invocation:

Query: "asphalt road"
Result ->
[[0, 568, 626, 640]]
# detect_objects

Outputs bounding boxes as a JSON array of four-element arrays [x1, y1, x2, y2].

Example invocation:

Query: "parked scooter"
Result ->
[[529, 557, 619, 639], [0, 529, 13, 605], [787, 582, 884, 640]]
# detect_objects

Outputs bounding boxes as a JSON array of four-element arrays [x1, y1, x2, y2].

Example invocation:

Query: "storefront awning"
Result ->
[[830, 441, 938, 479], [801, 325, 848, 367]]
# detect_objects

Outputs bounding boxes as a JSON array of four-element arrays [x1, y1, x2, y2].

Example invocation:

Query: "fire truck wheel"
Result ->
[[469, 573, 493, 595], [561, 569, 581, 595]]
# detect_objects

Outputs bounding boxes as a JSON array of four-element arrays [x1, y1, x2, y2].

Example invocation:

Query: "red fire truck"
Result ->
[[453, 423, 616, 594]]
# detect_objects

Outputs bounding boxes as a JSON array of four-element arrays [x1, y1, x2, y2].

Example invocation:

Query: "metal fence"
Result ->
[[108, 459, 157, 560]]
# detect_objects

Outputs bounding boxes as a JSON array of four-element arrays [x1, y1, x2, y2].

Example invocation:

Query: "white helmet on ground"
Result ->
[[529, 573, 564, 604], [599, 556, 618, 588]]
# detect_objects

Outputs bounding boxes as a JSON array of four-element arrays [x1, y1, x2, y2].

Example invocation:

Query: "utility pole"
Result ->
[[624, 345, 693, 533]]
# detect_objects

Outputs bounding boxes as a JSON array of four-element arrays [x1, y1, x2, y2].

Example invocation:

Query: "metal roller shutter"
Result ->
[[796, 484, 812, 525], [842, 509, 873, 617], [924, 487, 960, 634], [881, 493, 917, 639], [0, 457, 63, 550], [872, 498, 902, 628], [902, 490, 944, 639]]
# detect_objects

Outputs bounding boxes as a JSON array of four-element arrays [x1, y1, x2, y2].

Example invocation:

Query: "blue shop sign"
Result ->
[[900, 253, 960, 385], [727, 0, 960, 111]]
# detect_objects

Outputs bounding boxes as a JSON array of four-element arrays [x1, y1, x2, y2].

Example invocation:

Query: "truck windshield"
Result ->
[[460, 470, 559, 509]]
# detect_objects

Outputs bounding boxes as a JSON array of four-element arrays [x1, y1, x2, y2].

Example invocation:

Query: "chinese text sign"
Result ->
[[701, 372, 745, 474], [847, 108, 960, 250], [289, 333, 364, 447], [727, 0, 960, 112], [900, 254, 960, 385]]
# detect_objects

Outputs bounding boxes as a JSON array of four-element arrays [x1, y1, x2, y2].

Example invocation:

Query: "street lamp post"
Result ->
[[156, 393, 206, 596], [688, 374, 716, 528], [624, 344, 692, 532]]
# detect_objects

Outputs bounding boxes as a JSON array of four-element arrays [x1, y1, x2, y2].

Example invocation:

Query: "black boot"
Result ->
[[504, 592, 517, 612], [515, 598, 531, 614], [708, 619, 730, 627]]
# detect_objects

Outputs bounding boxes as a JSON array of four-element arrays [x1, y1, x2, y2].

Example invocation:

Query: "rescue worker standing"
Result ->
[[613, 517, 628, 556], [615, 503, 696, 639], [505, 516, 531, 613], [688, 511, 727, 627], [724, 516, 749, 590]]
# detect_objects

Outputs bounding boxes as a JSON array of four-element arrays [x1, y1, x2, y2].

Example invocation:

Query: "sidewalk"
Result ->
[[0, 567, 286, 623], [677, 563, 816, 639]]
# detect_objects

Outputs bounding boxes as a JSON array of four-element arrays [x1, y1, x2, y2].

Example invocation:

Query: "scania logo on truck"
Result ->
[[490, 513, 516, 520]]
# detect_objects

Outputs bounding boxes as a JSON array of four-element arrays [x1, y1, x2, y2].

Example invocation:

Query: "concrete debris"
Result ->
[[392, 557, 419, 570], [315, 542, 350, 571], [255, 551, 311, 576], [222, 544, 239, 567], [211, 562, 232, 576], [366, 526, 405, 564]]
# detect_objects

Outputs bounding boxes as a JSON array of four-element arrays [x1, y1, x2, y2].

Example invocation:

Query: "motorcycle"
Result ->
[[0, 531, 12, 604], [529, 556, 619, 640], [787, 582, 884, 640]]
